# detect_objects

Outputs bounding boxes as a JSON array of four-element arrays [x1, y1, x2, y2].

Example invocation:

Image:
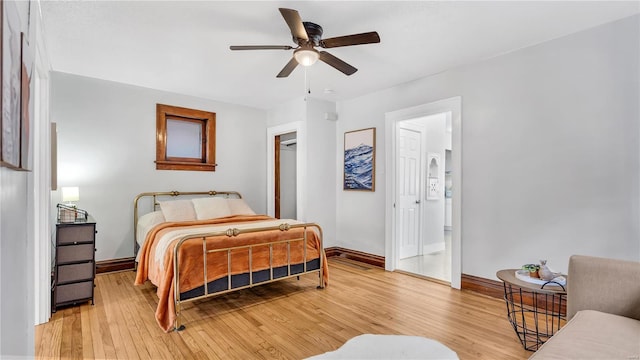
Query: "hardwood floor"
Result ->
[[36, 258, 530, 359]]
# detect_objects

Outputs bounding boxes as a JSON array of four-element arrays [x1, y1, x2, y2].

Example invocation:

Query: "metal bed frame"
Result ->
[[133, 191, 325, 331]]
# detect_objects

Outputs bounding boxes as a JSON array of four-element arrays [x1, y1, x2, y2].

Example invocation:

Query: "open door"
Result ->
[[274, 132, 297, 219], [397, 124, 422, 259]]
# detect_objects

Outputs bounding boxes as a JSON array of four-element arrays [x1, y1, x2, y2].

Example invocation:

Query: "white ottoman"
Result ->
[[306, 334, 459, 359]]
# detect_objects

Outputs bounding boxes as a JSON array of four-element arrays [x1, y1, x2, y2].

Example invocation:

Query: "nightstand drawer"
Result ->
[[57, 224, 95, 245], [55, 281, 93, 304], [57, 244, 94, 264], [57, 262, 94, 283]]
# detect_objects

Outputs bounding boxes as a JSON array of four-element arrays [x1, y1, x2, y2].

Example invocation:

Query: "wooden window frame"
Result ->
[[156, 104, 216, 171]]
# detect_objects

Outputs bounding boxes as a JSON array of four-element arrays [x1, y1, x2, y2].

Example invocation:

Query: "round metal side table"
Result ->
[[496, 269, 567, 351]]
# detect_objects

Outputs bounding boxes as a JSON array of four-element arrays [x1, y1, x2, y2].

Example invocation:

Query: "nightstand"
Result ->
[[496, 269, 567, 351], [53, 216, 96, 312]]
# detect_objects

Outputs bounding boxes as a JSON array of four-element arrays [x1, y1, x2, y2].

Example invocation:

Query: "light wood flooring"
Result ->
[[36, 258, 530, 359]]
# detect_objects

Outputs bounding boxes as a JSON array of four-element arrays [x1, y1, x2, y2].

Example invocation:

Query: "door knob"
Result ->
[[415, 200, 421, 204]]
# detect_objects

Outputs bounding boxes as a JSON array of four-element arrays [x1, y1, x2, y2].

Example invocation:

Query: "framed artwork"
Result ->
[[0, 0, 31, 171], [344, 127, 375, 191], [20, 31, 33, 170], [1, 0, 22, 168]]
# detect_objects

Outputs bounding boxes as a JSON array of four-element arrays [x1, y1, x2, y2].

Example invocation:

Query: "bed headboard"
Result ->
[[133, 190, 242, 257]]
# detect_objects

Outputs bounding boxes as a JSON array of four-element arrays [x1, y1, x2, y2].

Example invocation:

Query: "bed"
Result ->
[[132, 191, 328, 332]]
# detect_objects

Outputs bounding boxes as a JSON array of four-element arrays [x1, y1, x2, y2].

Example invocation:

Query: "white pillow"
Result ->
[[159, 200, 197, 222], [138, 210, 166, 227], [228, 198, 256, 216], [192, 197, 232, 220], [136, 210, 165, 247]]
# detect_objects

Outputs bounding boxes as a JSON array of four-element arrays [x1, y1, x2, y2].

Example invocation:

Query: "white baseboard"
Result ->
[[423, 242, 445, 255]]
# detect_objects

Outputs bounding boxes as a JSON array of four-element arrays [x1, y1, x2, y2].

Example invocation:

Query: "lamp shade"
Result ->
[[61, 187, 80, 202], [294, 48, 320, 67]]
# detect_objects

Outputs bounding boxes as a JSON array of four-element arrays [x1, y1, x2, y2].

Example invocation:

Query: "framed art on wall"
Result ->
[[1, 1, 23, 169], [20, 31, 33, 170], [344, 127, 375, 191], [1, 0, 32, 171]]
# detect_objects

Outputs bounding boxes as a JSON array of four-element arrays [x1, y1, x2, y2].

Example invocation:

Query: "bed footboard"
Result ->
[[172, 222, 325, 331]]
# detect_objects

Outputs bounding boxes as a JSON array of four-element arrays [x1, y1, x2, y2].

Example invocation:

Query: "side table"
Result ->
[[53, 216, 97, 312], [496, 269, 567, 351]]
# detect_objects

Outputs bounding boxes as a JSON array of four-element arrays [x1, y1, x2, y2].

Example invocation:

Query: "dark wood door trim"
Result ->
[[274, 135, 281, 219]]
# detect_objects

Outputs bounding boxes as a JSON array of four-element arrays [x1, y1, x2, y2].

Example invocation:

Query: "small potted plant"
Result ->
[[522, 263, 541, 278]]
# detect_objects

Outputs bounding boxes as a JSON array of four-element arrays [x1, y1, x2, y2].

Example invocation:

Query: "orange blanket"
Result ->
[[134, 215, 329, 332]]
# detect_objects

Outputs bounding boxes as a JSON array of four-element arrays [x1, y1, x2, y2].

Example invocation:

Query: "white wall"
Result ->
[[0, 0, 50, 356], [0, 169, 30, 357], [267, 97, 337, 247], [305, 99, 337, 246], [267, 96, 306, 127], [336, 15, 640, 279], [335, 101, 386, 255], [50, 72, 267, 261]]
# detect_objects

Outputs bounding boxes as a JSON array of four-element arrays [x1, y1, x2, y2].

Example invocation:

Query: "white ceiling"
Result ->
[[39, 1, 639, 110]]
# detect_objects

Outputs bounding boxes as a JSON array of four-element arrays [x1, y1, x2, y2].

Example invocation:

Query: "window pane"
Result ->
[[166, 119, 202, 158]]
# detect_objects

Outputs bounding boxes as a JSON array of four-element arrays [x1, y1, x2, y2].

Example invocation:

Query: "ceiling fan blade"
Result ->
[[319, 51, 357, 76], [276, 57, 299, 78], [230, 45, 293, 50], [279, 8, 308, 41], [320, 32, 380, 48]]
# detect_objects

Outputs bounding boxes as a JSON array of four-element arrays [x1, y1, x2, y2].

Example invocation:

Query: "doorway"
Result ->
[[267, 121, 306, 221], [396, 113, 451, 282], [384, 97, 462, 289], [275, 132, 297, 219]]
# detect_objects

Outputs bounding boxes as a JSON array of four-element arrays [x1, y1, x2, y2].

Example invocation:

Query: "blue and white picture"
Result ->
[[344, 127, 375, 191]]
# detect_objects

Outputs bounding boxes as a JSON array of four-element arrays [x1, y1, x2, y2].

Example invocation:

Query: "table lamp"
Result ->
[[60, 187, 80, 222], [61, 186, 79, 206]]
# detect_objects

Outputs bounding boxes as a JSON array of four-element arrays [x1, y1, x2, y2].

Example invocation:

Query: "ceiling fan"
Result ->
[[230, 8, 380, 78]]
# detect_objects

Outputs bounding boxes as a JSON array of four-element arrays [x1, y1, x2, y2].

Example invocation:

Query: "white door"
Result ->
[[397, 125, 422, 259]]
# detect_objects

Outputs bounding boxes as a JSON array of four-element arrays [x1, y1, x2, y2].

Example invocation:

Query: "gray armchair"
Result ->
[[530, 255, 640, 359]]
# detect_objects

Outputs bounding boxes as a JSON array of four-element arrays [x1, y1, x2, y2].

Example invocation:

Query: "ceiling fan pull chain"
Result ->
[[304, 67, 311, 96]]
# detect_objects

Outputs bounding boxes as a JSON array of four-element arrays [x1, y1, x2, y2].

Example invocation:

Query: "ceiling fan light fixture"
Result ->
[[230, 8, 379, 77], [294, 48, 319, 66]]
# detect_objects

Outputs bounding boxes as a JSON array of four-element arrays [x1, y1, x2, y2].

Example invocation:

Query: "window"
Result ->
[[156, 104, 216, 171]]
